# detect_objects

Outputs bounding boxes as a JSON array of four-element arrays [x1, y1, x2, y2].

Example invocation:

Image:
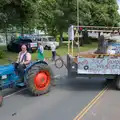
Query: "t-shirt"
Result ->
[[51, 44, 56, 51], [38, 45, 44, 54], [17, 51, 31, 63], [107, 49, 115, 55]]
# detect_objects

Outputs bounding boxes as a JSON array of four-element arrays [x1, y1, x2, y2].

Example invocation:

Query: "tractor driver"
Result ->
[[15, 44, 31, 78]]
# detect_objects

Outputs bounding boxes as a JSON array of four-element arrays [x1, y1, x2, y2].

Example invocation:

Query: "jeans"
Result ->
[[14, 63, 26, 79], [52, 51, 56, 61]]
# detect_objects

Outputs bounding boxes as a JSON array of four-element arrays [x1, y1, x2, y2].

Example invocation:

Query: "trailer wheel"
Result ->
[[27, 63, 53, 96], [116, 76, 120, 90]]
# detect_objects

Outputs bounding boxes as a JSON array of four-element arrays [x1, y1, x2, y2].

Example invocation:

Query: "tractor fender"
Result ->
[[24, 61, 48, 81], [25, 60, 48, 73]]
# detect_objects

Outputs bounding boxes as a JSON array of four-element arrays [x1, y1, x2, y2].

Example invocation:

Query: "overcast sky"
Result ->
[[117, 0, 120, 14]]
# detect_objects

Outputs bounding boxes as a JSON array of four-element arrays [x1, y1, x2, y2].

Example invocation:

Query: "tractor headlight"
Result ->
[[1, 75, 7, 80], [71, 62, 77, 70]]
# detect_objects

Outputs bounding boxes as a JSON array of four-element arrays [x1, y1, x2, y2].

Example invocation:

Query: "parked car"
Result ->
[[37, 36, 59, 50], [7, 38, 38, 53]]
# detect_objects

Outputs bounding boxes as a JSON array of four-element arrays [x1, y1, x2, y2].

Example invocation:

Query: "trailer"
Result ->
[[63, 26, 120, 90]]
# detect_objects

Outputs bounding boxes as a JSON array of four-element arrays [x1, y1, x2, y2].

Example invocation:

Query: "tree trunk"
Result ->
[[4, 22, 8, 45], [98, 32, 100, 38], [79, 37, 83, 46], [59, 32, 63, 45], [21, 21, 24, 36], [82, 30, 90, 44]]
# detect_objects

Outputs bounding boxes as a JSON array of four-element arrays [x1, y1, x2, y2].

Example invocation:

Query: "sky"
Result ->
[[117, 0, 120, 14]]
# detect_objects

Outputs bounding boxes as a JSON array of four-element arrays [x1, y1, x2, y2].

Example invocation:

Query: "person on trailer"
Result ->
[[107, 45, 116, 55], [95, 32, 108, 54]]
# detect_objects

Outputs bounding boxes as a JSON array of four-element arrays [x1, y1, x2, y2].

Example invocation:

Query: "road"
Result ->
[[0, 57, 110, 120], [81, 83, 120, 120]]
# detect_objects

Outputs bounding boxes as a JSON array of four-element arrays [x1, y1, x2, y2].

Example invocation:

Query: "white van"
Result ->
[[38, 36, 59, 50]]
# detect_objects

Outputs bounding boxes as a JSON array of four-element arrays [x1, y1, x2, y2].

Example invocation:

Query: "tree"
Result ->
[[0, 0, 39, 34]]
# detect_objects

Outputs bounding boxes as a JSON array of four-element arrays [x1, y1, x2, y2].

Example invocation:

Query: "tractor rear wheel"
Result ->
[[27, 63, 53, 96]]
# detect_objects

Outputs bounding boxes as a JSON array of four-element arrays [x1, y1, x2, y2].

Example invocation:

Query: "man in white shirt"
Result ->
[[107, 46, 116, 55], [51, 43, 56, 61]]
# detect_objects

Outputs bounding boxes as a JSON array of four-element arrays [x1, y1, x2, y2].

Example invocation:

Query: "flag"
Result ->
[[68, 25, 74, 40]]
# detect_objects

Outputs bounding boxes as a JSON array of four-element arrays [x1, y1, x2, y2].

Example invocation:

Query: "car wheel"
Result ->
[[45, 46, 49, 50], [7, 45, 11, 51], [28, 48, 33, 53]]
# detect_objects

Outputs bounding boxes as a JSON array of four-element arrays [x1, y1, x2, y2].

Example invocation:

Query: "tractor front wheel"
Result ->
[[27, 63, 52, 96]]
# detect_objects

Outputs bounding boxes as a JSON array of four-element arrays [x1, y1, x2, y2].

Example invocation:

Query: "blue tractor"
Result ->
[[0, 61, 53, 106]]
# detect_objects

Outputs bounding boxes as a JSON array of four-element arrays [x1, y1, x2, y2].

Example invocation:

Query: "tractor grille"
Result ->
[[0, 76, 2, 89], [0, 75, 8, 89]]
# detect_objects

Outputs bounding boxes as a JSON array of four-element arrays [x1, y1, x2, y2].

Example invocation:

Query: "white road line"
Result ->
[[54, 75, 60, 78], [3, 75, 61, 99], [49, 62, 55, 65], [4, 88, 27, 99]]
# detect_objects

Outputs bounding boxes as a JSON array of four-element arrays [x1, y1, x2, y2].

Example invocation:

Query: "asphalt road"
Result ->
[[82, 83, 120, 120], [0, 58, 108, 120]]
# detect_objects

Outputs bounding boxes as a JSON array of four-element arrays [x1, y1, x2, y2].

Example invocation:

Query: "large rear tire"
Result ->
[[27, 63, 53, 96]]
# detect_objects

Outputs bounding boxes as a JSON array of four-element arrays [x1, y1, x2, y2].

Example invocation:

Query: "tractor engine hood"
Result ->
[[0, 64, 14, 75]]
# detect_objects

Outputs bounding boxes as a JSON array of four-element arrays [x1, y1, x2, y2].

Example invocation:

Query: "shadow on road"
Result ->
[[2, 76, 116, 98], [55, 76, 112, 91]]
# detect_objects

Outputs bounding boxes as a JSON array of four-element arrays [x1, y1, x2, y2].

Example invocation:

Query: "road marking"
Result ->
[[3, 75, 60, 99], [54, 75, 60, 78], [49, 62, 54, 65], [73, 83, 110, 120], [3, 88, 27, 99]]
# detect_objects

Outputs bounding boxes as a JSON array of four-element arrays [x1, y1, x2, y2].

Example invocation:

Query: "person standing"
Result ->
[[51, 43, 56, 61], [38, 43, 44, 61]]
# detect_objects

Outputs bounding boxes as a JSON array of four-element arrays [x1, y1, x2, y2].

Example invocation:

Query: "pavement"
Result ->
[[0, 55, 117, 120]]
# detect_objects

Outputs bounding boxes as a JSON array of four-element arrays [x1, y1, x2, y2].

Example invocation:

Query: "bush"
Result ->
[[0, 50, 5, 59], [63, 37, 68, 41]]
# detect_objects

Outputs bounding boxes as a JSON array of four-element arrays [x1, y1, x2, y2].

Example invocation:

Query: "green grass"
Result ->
[[0, 42, 97, 64]]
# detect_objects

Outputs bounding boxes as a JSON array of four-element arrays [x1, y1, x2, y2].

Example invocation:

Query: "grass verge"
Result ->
[[0, 42, 97, 64]]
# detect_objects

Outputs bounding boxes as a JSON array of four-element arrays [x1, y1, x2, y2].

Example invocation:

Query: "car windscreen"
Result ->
[[48, 37, 55, 41], [20, 39, 32, 43]]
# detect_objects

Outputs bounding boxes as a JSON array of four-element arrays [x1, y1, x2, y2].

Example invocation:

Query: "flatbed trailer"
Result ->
[[67, 25, 120, 90]]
